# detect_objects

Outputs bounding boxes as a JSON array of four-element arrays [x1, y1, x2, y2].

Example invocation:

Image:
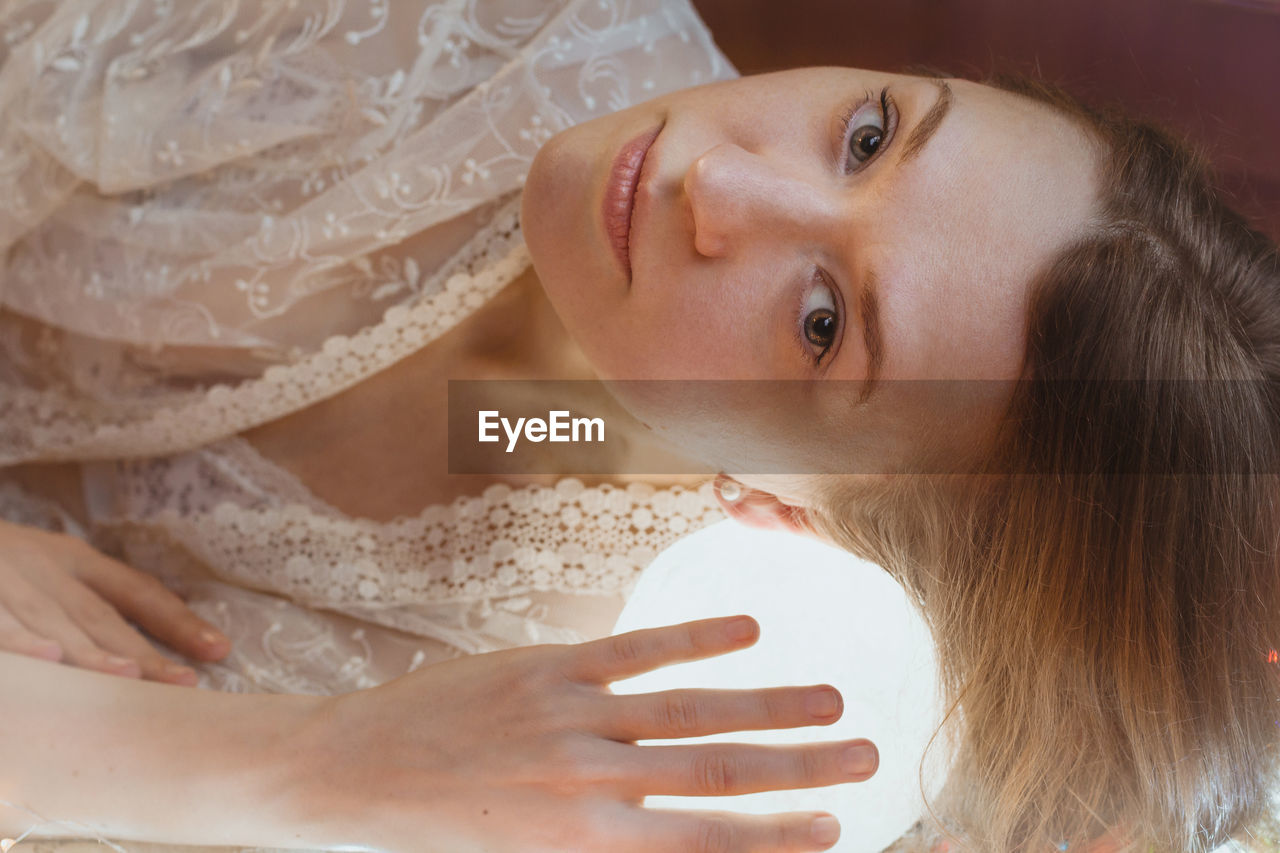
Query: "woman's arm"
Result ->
[[0, 648, 320, 847], [0, 617, 877, 853]]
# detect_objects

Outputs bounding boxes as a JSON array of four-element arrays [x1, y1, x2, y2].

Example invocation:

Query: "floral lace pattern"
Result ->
[[0, 2, 738, 849], [0, 0, 735, 465], [82, 435, 726, 659], [4, 194, 530, 460], [1, 436, 726, 852]]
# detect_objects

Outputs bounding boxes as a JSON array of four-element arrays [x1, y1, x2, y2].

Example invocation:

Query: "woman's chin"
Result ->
[[523, 157, 614, 327]]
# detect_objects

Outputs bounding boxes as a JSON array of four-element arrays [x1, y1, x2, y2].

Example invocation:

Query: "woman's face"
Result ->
[[521, 67, 1101, 492]]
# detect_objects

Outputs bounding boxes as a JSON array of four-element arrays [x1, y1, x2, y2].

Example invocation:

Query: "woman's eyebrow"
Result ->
[[846, 80, 954, 407], [898, 79, 954, 167], [853, 269, 884, 407]]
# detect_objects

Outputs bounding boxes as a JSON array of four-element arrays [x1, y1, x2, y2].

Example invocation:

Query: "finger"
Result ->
[[624, 807, 843, 853], [615, 738, 879, 798], [0, 603, 64, 662], [73, 547, 229, 662], [56, 582, 201, 687], [1, 574, 142, 678], [564, 615, 759, 684], [600, 685, 843, 741]]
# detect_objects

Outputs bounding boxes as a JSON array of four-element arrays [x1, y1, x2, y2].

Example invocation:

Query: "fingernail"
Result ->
[[105, 654, 136, 669], [842, 744, 878, 776], [726, 617, 756, 641], [198, 629, 226, 646], [806, 689, 841, 719], [811, 815, 841, 845]]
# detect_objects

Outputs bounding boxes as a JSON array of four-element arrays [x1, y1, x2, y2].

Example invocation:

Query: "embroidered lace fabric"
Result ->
[[0, 0, 734, 461], [0, 1, 736, 849]]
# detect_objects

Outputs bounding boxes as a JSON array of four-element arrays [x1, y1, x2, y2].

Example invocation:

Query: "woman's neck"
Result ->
[[446, 265, 710, 484], [451, 264, 599, 383], [240, 264, 709, 523]]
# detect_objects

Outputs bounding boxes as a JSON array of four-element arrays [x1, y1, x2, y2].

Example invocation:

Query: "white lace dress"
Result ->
[[0, 1, 734, 847]]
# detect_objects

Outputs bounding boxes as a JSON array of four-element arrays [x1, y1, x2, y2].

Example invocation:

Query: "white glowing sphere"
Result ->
[[611, 520, 953, 852]]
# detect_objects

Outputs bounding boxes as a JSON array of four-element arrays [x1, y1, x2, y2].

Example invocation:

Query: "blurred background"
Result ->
[[690, 0, 1280, 241]]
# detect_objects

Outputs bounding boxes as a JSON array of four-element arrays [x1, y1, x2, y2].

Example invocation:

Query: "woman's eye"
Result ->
[[800, 278, 840, 365], [839, 88, 894, 172], [848, 121, 885, 165]]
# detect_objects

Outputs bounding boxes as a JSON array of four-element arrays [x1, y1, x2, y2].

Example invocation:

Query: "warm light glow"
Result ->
[[1268, 649, 1278, 663], [611, 520, 952, 853]]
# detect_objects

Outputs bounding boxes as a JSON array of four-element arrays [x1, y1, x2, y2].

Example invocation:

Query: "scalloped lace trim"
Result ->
[[92, 435, 725, 606], [5, 197, 529, 462]]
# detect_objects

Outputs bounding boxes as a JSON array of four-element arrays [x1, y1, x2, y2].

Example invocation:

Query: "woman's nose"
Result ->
[[683, 142, 840, 258]]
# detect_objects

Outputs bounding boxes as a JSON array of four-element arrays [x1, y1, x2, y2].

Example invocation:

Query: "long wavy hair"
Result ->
[[809, 64, 1280, 852]]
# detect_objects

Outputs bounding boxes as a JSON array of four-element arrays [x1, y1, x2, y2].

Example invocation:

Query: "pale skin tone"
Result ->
[[523, 65, 1101, 516], [0, 65, 1100, 850]]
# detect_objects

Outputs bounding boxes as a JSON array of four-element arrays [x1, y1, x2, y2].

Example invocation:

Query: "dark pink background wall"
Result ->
[[691, 0, 1280, 241]]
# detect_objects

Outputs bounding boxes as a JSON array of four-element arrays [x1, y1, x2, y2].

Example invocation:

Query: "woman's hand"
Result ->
[[291, 615, 877, 853], [0, 517, 230, 685]]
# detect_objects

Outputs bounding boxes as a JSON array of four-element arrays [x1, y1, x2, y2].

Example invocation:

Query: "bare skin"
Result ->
[[0, 61, 1104, 851], [294, 615, 875, 852], [523, 66, 1102, 509], [0, 515, 228, 685], [1, 614, 874, 852], [0, 63, 1104, 672]]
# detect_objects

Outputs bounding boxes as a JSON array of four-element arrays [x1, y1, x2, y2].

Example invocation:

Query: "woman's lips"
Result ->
[[602, 122, 663, 284]]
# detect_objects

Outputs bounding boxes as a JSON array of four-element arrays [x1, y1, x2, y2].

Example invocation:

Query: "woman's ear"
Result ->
[[714, 476, 818, 537]]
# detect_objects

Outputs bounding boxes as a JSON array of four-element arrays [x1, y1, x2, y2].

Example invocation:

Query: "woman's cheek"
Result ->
[[521, 137, 580, 270]]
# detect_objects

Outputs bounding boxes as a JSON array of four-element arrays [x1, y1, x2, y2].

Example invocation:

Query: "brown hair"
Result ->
[[810, 64, 1280, 852]]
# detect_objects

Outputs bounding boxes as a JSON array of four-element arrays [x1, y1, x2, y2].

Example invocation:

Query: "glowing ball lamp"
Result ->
[[611, 520, 954, 852]]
